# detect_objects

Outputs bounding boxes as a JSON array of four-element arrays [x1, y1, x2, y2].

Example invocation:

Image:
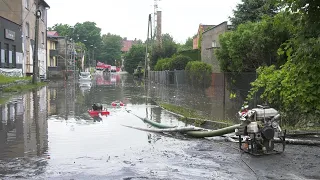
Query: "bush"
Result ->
[[177, 49, 201, 61], [154, 58, 172, 71], [185, 61, 212, 88], [170, 55, 192, 70]]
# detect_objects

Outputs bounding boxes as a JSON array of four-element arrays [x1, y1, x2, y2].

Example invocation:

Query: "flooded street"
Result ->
[[0, 73, 319, 180]]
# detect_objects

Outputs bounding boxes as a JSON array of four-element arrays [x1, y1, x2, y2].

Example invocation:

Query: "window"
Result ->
[[12, 45, 16, 67], [25, 0, 29, 9], [41, 32, 44, 44], [212, 40, 217, 48], [4, 44, 9, 67], [26, 22, 30, 38]]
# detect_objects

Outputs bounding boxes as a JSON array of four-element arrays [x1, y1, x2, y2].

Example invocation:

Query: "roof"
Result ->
[[47, 31, 59, 37], [201, 25, 215, 31], [40, 0, 50, 8], [121, 40, 136, 52], [203, 21, 228, 34]]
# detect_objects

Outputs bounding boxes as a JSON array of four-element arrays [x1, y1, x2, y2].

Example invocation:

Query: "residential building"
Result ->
[[47, 31, 58, 78], [22, 0, 50, 78], [46, 33, 76, 79], [0, 1, 23, 76], [201, 21, 232, 72], [121, 38, 137, 53], [193, 24, 215, 50]]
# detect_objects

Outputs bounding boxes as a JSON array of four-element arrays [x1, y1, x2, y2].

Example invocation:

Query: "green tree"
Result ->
[[124, 44, 146, 74], [229, 0, 279, 27], [48, 23, 73, 37], [184, 37, 193, 49], [177, 37, 194, 52], [98, 33, 123, 65], [247, 1, 320, 125], [216, 12, 295, 72], [170, 55, 192, 70], [72, 21, 102, 48], [150, 33, 177, 69]]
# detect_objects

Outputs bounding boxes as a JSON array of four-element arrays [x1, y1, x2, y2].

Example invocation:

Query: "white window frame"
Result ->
[[25, 0, 29, 9], [212, 40, 217, 48]]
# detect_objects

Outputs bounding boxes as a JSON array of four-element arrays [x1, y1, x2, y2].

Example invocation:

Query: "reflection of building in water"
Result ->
[[47, 88, 57, 115], [46, 81, 76, 119], [0, 87, 48, 158]]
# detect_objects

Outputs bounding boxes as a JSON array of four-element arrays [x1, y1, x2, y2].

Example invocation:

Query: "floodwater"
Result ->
[[0, 73, 319, 180]]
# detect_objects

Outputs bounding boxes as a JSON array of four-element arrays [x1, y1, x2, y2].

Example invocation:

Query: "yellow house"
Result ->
[[47, 31, 59, 68]]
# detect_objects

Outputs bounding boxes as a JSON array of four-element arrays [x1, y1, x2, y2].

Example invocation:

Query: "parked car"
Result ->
[[79, 72, 92, 81]]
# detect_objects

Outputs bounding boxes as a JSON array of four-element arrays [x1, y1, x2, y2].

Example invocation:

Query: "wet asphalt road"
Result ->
[[0, 73, 319, 180]]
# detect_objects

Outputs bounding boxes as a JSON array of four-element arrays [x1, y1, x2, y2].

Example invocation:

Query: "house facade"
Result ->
[[193, 24, 215, 50], [22, 0, 50, 78], [201, 21, 232, 73], [47, 31, 58, 68], [0, 1, 24, 76]]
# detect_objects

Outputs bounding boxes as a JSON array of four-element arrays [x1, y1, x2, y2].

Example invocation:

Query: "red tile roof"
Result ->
[[47, 31, 59, 37], [121, 40, 136, 52]]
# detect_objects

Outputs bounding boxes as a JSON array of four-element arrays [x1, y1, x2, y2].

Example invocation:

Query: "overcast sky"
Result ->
[[46, 0, 241, 44]]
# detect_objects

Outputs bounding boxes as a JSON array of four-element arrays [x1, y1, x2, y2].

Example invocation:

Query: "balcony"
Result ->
[[49, 49, 58, 57]]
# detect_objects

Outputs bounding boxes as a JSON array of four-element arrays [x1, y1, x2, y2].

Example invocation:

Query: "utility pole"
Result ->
[[32, 0, 41, 84], [144, 14, 151, 79]]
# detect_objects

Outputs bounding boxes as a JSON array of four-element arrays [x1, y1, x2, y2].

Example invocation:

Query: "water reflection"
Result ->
[[0, 87, 49, 178], [0, 87, 48, 159]]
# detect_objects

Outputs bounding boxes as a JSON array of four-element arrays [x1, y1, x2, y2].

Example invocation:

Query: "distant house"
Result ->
[[121, 38, 137, 53], [201, 21, 233, 73], [47, 31, 59, 37], [193, 24, 215, 50], [47, 31, 59, 71]]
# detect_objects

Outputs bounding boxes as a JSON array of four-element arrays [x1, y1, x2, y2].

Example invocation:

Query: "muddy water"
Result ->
[[0, 73, 319, 180]]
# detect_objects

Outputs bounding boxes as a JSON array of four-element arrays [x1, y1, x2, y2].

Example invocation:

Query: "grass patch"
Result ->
[[0, 75, 31, 85], [158, 102, 234, 125], [282, 124, 320, 132], [3, 82, 47, 93], [0, 96, 11, 105]]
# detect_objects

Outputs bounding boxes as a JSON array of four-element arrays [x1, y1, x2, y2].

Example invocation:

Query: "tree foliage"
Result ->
[[153, 55, 192, 71], [124, 44, 146, 74], [48, 21, 127, 66], [150, 33, 178, 69], [229, 0, 279, 27], [99, 33, 123, 65], [216, 12, 295, 72], [185, 61, 212, 88], [48, 23, 73, 37], [246, 0, 320, 124]]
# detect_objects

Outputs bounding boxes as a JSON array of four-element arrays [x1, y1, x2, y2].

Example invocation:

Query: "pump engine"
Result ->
[[236, 104, 286, 155]]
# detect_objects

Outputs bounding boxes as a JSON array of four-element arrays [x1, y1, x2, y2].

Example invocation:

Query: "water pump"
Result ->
[[235, 104, 286, 155]]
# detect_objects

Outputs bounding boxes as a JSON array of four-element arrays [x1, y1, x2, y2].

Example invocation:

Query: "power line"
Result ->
[[21, 2, 36, 25]]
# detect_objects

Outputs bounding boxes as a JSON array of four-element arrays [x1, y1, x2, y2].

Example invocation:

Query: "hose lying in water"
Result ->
[[126, 109, 242, 138], [122, 124, 204, 133], [126, 109, 176, 129], [184, 124, 241, 138]]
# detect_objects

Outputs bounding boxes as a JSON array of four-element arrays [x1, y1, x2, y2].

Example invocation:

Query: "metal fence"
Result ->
[[148, 70, 259, 121]]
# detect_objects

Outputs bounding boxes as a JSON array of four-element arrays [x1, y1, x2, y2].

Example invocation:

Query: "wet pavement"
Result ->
[[0, 73, 319, 180]]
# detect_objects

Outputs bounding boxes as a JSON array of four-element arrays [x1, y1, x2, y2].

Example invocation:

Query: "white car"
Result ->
[[79, 72, 92, 81]]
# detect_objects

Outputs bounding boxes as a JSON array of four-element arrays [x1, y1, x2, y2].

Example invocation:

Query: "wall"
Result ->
[[0, 16, 23, 69], [0, 0, 22, 25], [201, 21, 228, 73], [21, 0, 49, 78], [47, 38, 57, 67]]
